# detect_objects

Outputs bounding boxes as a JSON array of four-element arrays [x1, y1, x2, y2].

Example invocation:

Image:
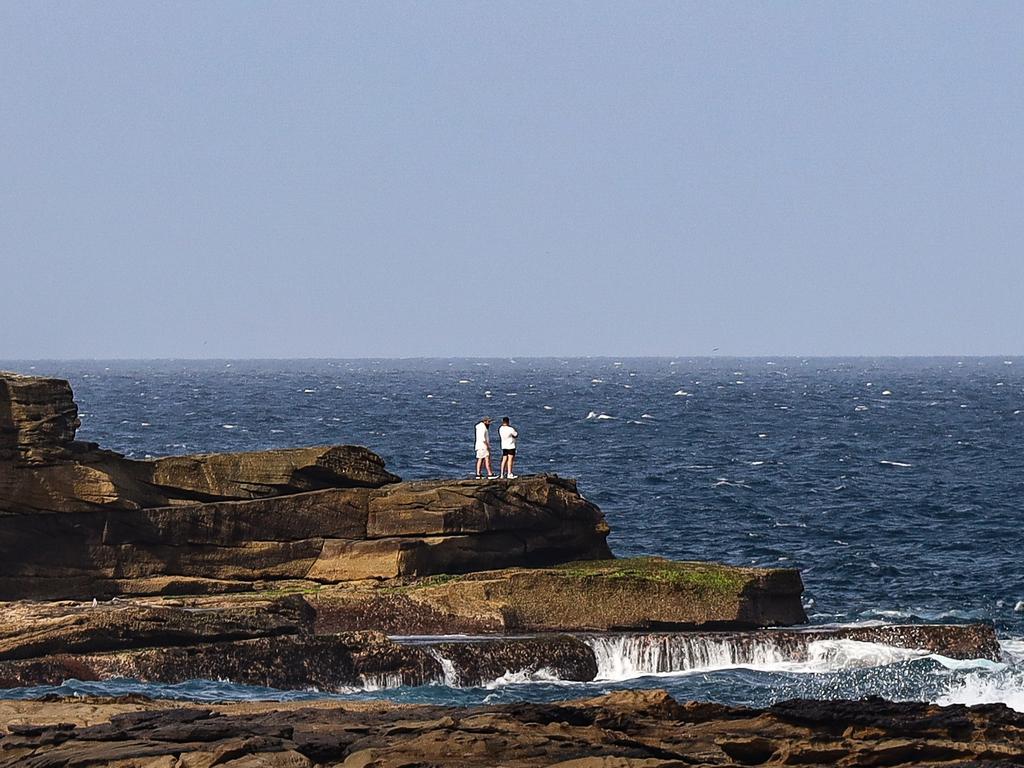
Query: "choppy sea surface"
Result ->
[[2, 358, 1022, 710]]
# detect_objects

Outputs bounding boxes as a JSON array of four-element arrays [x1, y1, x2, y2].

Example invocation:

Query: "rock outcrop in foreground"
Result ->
[[2, 689, 1023, 767]]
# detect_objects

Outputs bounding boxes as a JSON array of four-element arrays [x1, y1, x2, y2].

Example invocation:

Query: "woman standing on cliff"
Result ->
[[474, 417, 497, 479]]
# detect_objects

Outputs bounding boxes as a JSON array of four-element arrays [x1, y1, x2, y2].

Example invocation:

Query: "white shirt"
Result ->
[[475, 421, 489, 450], [499, 424, 518, 450]]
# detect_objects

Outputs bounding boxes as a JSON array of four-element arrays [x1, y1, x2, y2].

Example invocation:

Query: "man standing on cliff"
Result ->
[[499, 416, 518, 479], [474, 417, 497, 479]]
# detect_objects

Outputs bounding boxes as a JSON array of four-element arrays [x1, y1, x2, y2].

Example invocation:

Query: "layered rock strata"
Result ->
[[0, 596, 998, 691], [2, 689, 1023, 767], [0, 372, 809, 635], [0, 475, 614, 600], [311, 557, 807, 633]]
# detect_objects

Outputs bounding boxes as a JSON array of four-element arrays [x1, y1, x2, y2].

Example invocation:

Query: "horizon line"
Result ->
[[2, 354, 1021, 363]]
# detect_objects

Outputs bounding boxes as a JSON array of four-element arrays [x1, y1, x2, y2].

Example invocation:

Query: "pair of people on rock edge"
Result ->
[[474, 417, 518, 479]]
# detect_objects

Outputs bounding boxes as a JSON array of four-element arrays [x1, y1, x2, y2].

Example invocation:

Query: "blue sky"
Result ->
[[2, 2, 1021, 358]]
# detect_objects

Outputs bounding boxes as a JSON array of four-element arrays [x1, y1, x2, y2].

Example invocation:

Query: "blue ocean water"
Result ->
[[3, 357, 1023, 709]]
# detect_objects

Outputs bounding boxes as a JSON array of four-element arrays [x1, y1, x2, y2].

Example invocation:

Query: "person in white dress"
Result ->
[[474, 417, 497, 479], [498, 417, 519, 479]]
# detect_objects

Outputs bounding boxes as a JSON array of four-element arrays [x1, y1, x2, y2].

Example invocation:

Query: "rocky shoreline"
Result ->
[[2, 689, 1023, 767], [1, 371, 1015, 764]]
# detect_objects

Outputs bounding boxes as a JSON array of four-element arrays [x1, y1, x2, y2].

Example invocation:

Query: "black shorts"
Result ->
[[502, 448, 516, 456]]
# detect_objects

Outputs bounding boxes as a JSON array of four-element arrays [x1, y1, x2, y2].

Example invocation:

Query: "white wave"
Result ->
[[673, 390, 691, 396], [882, 390, 892, 396], [1001, 638, 1024, 662], [303, 389, 316, 393], [585, 411, 598, 420], [854, 405, 869, 412], [591, 379, 604, 384], [927, 654, 1006, 672], [483, 668, 564, 688], [543, 405, 554, 410], [804, 639, 926, 670], [879, 460, 912, 468], [428, 649, 460, 687], [937, 669, 1024, 712], [221, 424, 236, 429], [749, 460, 765, 466], [641, 414, 655, 419], [587, 635, 788, 678], [358, 672, 407, 691], [585, 634, 937, 680], [596, 414, 616, 420]]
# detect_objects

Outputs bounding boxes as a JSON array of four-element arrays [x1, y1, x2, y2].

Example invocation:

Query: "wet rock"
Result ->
[[817, 621, 1002, 660], [578, 622, 1003, 672], [430, 635, 598, 686], [0, 632, 442, 691]]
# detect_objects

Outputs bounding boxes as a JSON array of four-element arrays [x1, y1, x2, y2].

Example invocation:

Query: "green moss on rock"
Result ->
[[553, 557, 749, 593]]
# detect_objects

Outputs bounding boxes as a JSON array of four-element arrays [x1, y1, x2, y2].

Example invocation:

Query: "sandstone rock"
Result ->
[[0, 476, 613, 600], [100, 489, 370, 546], [1, 373, 399, 515], [0, 446, 398, 515], [311, 557, 808, 634], [145, 446, 398, 502], [0, 595, 315, 661], [365, 476, 606, 537], [0, 373, 80, 464], [2, 691, 1022, 767]]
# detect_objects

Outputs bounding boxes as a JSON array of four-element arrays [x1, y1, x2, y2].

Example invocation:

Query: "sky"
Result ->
[[1, 2, 1022, 358]]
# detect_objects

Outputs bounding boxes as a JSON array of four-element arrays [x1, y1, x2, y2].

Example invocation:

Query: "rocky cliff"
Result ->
[[0, 371, 823, 696], [0, 372, 807, 637], [0, 373, 625, 600]]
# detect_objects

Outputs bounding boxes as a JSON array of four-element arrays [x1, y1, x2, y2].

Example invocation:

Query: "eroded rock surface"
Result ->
[[312, 557, 807, 634], [0, 589, 994, 692], [0, 373, 80, 464], [1, 689, 1022, 767], [0, 595, 315, 661], [0, 475, 614, 600]]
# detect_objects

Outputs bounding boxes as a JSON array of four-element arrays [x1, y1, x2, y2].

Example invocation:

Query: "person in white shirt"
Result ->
[[474, 417, 497, 479], [498, 416, 519, 479]]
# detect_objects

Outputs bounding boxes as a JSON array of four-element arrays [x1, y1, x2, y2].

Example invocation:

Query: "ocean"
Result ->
[[3, 357, 1022, 710]]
